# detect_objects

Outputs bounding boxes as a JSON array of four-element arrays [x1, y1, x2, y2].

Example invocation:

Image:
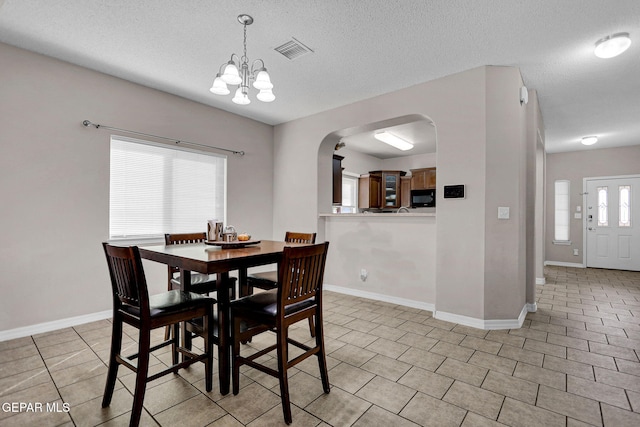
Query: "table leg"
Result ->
[[238, 267, 248, 297], [216, 271, 231, 395]]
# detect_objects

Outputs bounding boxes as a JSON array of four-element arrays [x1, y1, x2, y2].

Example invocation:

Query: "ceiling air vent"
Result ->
[[274, 37, 313, 60]]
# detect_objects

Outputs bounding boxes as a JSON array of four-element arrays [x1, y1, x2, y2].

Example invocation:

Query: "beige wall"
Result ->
[[323, 216, 436, 306], [483, 67, 528, 319], [275, 66, 531, 325], [545, 145, 640, 264], [0, 43, 274, 332]]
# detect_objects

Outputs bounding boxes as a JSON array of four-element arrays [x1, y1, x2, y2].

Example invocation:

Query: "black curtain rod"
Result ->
[[82, 120, 245, 156]]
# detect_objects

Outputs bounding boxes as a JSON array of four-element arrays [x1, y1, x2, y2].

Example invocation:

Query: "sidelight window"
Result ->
[[554, 180, 570, 242]]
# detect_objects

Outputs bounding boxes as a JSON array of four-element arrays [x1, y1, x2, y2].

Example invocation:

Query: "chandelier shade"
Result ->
[[209, 74, 230, 95], [221, 61, 242, 85], [210, 14, 275, 104], [253, 69, 273, 90]]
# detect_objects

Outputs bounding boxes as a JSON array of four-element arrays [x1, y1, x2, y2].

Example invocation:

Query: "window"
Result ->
[[110, 136, 226, 240], [340, 173, 359, 213], [597, 186, 609, 227], [554, 180, 570, 242], [619, 185, 631, 227]]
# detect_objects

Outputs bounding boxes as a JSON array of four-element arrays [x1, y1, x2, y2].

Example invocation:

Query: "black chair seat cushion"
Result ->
[[170, 274, 237, 294], [231, 289, 315, 318], [122, 290, 215, 318], [246, 270, 278, 290]]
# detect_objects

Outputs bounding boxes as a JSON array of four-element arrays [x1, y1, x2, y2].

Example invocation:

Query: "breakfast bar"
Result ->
[[319, 212, 436, 310]]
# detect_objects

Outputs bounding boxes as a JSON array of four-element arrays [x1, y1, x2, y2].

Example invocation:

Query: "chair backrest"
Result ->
[[277, 242, 329, 312], [165, 232, 208, 245], [284, 231, 316, 244], [102, 243, 150, 315], [164, 232, 208, 279]]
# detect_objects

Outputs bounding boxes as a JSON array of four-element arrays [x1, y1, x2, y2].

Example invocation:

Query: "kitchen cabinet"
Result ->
[[380, 171, 406, 208], [400, 176, 411, 208], [358, 173, 382, 209], [360, 170, 406, 209], [410, 167, 436, 190], [332, 154, 344, 205]]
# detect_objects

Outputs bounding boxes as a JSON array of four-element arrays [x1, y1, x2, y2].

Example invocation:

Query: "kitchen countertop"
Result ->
[[319, 212, 435, 217]]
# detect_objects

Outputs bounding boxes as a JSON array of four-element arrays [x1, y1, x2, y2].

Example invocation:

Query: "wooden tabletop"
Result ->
[[138, 240, 308, 274]]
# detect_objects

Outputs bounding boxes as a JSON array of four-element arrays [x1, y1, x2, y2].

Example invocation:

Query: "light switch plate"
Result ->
[[498, 207, 510, 219]]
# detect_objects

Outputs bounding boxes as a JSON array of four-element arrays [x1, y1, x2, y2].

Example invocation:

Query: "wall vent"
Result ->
[[274, 37, 313, 60]]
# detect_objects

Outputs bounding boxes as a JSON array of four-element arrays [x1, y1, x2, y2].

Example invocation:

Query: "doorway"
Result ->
[[585, 175, 640, 271]]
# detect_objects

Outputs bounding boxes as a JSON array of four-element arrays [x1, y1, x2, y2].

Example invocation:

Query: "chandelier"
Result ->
[[209, 14, 275, 104]]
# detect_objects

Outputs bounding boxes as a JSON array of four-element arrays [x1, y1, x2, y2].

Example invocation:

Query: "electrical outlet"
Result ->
[[573, 249, 579, 256], [360, 269, 368, 282]]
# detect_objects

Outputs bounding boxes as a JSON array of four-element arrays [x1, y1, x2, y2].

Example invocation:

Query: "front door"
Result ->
[[586, 176, 640, 271]]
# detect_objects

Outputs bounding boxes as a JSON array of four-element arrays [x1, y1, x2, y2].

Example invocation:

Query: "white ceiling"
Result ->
[[1, 0, 639, 154]]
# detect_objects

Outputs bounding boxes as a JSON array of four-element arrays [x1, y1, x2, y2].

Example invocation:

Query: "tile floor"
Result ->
[[1, 266, 639, 426]]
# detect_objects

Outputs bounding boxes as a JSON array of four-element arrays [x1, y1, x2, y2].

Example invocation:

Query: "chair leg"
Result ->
[[204, 308, 213, 392], [130, 329, 151, 427], [171, 323, 180, 366], [314, 313, 330, 394], [277, 326, 292, 425], [232, 316, 242, 395], [102, 316, 123, 408], [308, 316, 316, 337], [164, 325, 171, 341]]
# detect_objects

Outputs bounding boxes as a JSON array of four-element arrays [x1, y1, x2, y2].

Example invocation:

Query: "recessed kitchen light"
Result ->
[[581, 136, 598, 146], [594, 33, 631, 58]]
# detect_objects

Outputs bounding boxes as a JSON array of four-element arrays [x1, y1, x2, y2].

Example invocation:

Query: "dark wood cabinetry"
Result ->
[[332, 155, 344, 205], [358, 173, 382, 209], [400, 176, 411, 208], [410, 167, 436, 190], [359, 170, 406, 209]]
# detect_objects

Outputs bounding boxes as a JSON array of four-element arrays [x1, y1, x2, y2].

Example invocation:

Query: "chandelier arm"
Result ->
[[250, 59, 265, 75]]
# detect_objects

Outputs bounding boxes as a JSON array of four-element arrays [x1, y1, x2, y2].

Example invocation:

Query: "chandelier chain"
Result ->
[[242, 22, 248, 64]]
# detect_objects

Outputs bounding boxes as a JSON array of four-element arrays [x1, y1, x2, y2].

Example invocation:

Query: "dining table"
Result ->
[[138, 239, 309, 395]]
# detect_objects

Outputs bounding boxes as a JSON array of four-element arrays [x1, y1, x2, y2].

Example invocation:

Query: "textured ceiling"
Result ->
[[1, 0, 639, 154]]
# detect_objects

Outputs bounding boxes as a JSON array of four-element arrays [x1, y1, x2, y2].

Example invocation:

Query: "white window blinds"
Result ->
[[109, 136, 226, 240]]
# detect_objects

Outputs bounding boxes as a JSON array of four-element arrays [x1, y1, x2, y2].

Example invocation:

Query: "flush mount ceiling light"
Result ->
[[209, 14, 275, 105], [374, 131, 414, 151], [594, 32, 631, 58], [581, 136, 598, 146]]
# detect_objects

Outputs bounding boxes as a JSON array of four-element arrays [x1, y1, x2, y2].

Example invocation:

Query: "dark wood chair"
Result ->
[[231, 242, 330, 425], [165, 232, 237, 297], [164, 232, 236, 340], [245, 231, 317, 335], [102, 243, 215, 427]]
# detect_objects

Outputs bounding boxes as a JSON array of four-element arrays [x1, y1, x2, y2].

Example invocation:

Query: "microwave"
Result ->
[[411, 189, 436, 208]]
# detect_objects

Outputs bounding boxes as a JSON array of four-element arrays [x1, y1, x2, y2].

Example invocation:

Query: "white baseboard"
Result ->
[[434, 304, 528, 330], [544, 261, 585, 268], [536, 277, 546, 285], [0, 310, 112, 342], [324, 284, 435, 313], [325, 284, 528, 331]]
